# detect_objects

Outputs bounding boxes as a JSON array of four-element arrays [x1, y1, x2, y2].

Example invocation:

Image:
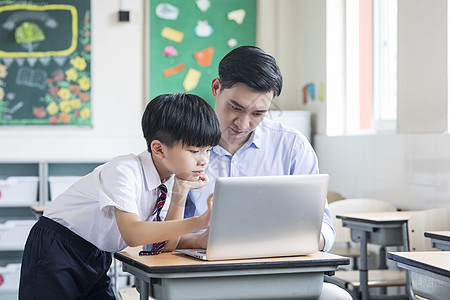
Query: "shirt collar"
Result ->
[[212, 123, 264, 156], [138, 150, 173, 191]]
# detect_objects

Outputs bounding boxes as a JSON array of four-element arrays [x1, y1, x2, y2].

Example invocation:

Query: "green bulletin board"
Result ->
[[0, 0, 91, 125], [149, 0, 256, 107]]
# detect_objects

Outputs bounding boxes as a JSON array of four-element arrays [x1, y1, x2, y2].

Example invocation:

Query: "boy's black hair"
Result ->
[[142, 93, 221, 150], [218, 46, 283, 97]]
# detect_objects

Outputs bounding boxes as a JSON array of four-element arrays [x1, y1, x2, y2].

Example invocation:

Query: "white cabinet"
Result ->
[[0, 161, 103, 299]]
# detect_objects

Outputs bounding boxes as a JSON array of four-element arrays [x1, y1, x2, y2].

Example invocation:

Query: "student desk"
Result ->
[[336, 211, 419, 300], [424, 231, 450, 251], [387, 251, 450, 300], [114, 248, 350, 300], [30, 205, 46, 219]]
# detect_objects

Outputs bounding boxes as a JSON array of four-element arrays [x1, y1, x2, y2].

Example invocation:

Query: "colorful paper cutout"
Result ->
[[183, 68, 201, 91], [196, 0, 210, 12], [155, 3, 179, 20], [227, 38, 237, 48], [319, 83, 325, 101], [194, 21, 213, 37], [227, 9, 246, 25], [302, 83, 315, 104], [193, 47, 214, 67], [162, 46, 178, 57], [161, 27, 184, 43], [163, 63, 185, 77]]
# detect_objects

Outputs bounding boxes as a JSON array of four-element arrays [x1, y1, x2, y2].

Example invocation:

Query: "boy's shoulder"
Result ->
[[102, 152, 148, 176], [108, 153, 141, 167]]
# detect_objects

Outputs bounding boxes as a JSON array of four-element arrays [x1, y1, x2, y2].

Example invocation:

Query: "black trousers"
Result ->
[[19, 216, 115, 300]]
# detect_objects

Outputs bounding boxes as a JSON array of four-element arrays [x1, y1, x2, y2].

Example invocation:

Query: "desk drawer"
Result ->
[[0, 220, 35, 251], [0, 177, 39, 207]]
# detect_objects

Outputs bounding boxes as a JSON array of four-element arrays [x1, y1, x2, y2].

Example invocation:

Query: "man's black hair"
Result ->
[[142, 93, 221, 150], [218, 46, 283, 97]]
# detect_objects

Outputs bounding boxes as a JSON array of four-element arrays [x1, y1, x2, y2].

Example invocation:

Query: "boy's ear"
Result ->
[[211, 78, 221, 97], [150, 140, 165, 159]]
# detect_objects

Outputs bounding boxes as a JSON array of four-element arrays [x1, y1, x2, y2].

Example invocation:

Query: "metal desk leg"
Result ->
[[402, 223, 417, 300], [360, 231, 369, 300], [379, 247, 388, 295], [113, 259, 119, 295], [138, 278, 149, 300]]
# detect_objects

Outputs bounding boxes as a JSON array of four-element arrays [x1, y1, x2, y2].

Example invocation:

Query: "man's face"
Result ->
[[212, 78, 273, 153]]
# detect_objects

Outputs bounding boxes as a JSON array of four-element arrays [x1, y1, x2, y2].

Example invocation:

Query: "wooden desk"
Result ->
[[114, 249, 349, 300], [336, 211, 419, 300], [424, 231, 450, 251], [30, 205, 46, 219], [387, 251, 450, 300]]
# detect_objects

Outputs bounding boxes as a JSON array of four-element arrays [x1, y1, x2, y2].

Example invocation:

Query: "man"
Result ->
[[178, 46, 351, 299]]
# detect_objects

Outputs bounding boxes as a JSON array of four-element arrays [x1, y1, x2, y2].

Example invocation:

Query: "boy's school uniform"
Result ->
[[19, 150, 172, 299], [185, 119, 335, 252], [44, 150, 173, 252]]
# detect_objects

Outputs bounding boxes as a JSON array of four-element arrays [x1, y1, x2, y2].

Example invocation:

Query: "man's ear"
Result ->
[[211, 78, 221, 97], [150, 140, 165, 159]]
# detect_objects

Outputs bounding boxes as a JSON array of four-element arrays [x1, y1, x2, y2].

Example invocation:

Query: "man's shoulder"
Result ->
[[259, 119, 309, 142]]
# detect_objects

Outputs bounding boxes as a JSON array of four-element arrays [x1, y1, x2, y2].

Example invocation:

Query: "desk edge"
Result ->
[[114, 252, 350, 274], [387, 252, 450, 278]]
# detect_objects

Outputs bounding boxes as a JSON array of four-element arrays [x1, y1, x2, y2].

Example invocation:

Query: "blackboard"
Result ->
[[0, 0, 91, 125], [149, 0, 256, 107]]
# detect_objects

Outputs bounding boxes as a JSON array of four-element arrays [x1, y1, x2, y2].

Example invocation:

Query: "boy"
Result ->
[[19, 93, 221, 299]]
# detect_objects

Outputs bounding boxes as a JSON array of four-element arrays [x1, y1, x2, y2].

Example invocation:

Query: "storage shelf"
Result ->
[[0, 160, 104, 298]]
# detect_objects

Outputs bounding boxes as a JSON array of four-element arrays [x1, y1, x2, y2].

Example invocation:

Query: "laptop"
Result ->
[[176, 174, 329, 261]]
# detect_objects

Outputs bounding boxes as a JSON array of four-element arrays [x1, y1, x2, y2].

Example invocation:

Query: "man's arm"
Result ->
[[291, 135, 336, 252], [320, 202, 335, 252]]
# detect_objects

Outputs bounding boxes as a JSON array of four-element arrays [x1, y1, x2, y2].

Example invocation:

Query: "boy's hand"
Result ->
[[198, 228, 210, 249], [198, 193, 213, 229], [171, 174, 209, 206]]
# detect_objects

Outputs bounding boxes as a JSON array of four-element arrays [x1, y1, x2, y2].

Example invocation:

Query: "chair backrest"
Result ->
[[327, 191, 345, 204], [407, 208, 450, 251], [330, 198, 397, 243]]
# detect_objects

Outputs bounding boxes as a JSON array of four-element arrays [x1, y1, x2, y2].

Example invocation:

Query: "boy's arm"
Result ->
[[116, 176, 212, 249], [161, 182, 210, 251], [177, 230, 209, 249], [115, 208, 208, 247]]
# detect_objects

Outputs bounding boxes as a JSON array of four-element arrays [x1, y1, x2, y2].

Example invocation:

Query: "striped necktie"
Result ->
[[139, 184, 168, 255]]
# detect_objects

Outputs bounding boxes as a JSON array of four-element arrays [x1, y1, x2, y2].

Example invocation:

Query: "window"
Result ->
[[373, 0, 398, 132], [326, 0, 398, 134]]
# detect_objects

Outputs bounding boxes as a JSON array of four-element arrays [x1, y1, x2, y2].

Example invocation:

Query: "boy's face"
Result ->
[[162, 142, 212, 181], [212, 78, 273, 153]]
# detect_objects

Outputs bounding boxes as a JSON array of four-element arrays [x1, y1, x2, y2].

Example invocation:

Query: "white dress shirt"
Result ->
[[44, 151, 173, 252]]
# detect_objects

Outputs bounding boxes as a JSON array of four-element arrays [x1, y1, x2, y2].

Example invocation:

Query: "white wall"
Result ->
[[315, 134, 450, 210], [397, 0, 448, 133], [0, 0, 146, 162], [259, 0, 327, 135]]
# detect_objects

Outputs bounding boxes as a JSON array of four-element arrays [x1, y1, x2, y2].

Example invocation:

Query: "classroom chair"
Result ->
[[328, 198, 397, 270], [404, 207, 450, 300], [326, 198, 407, 299], [119, 287, 156, 300], [327, 190, 345, 204]]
